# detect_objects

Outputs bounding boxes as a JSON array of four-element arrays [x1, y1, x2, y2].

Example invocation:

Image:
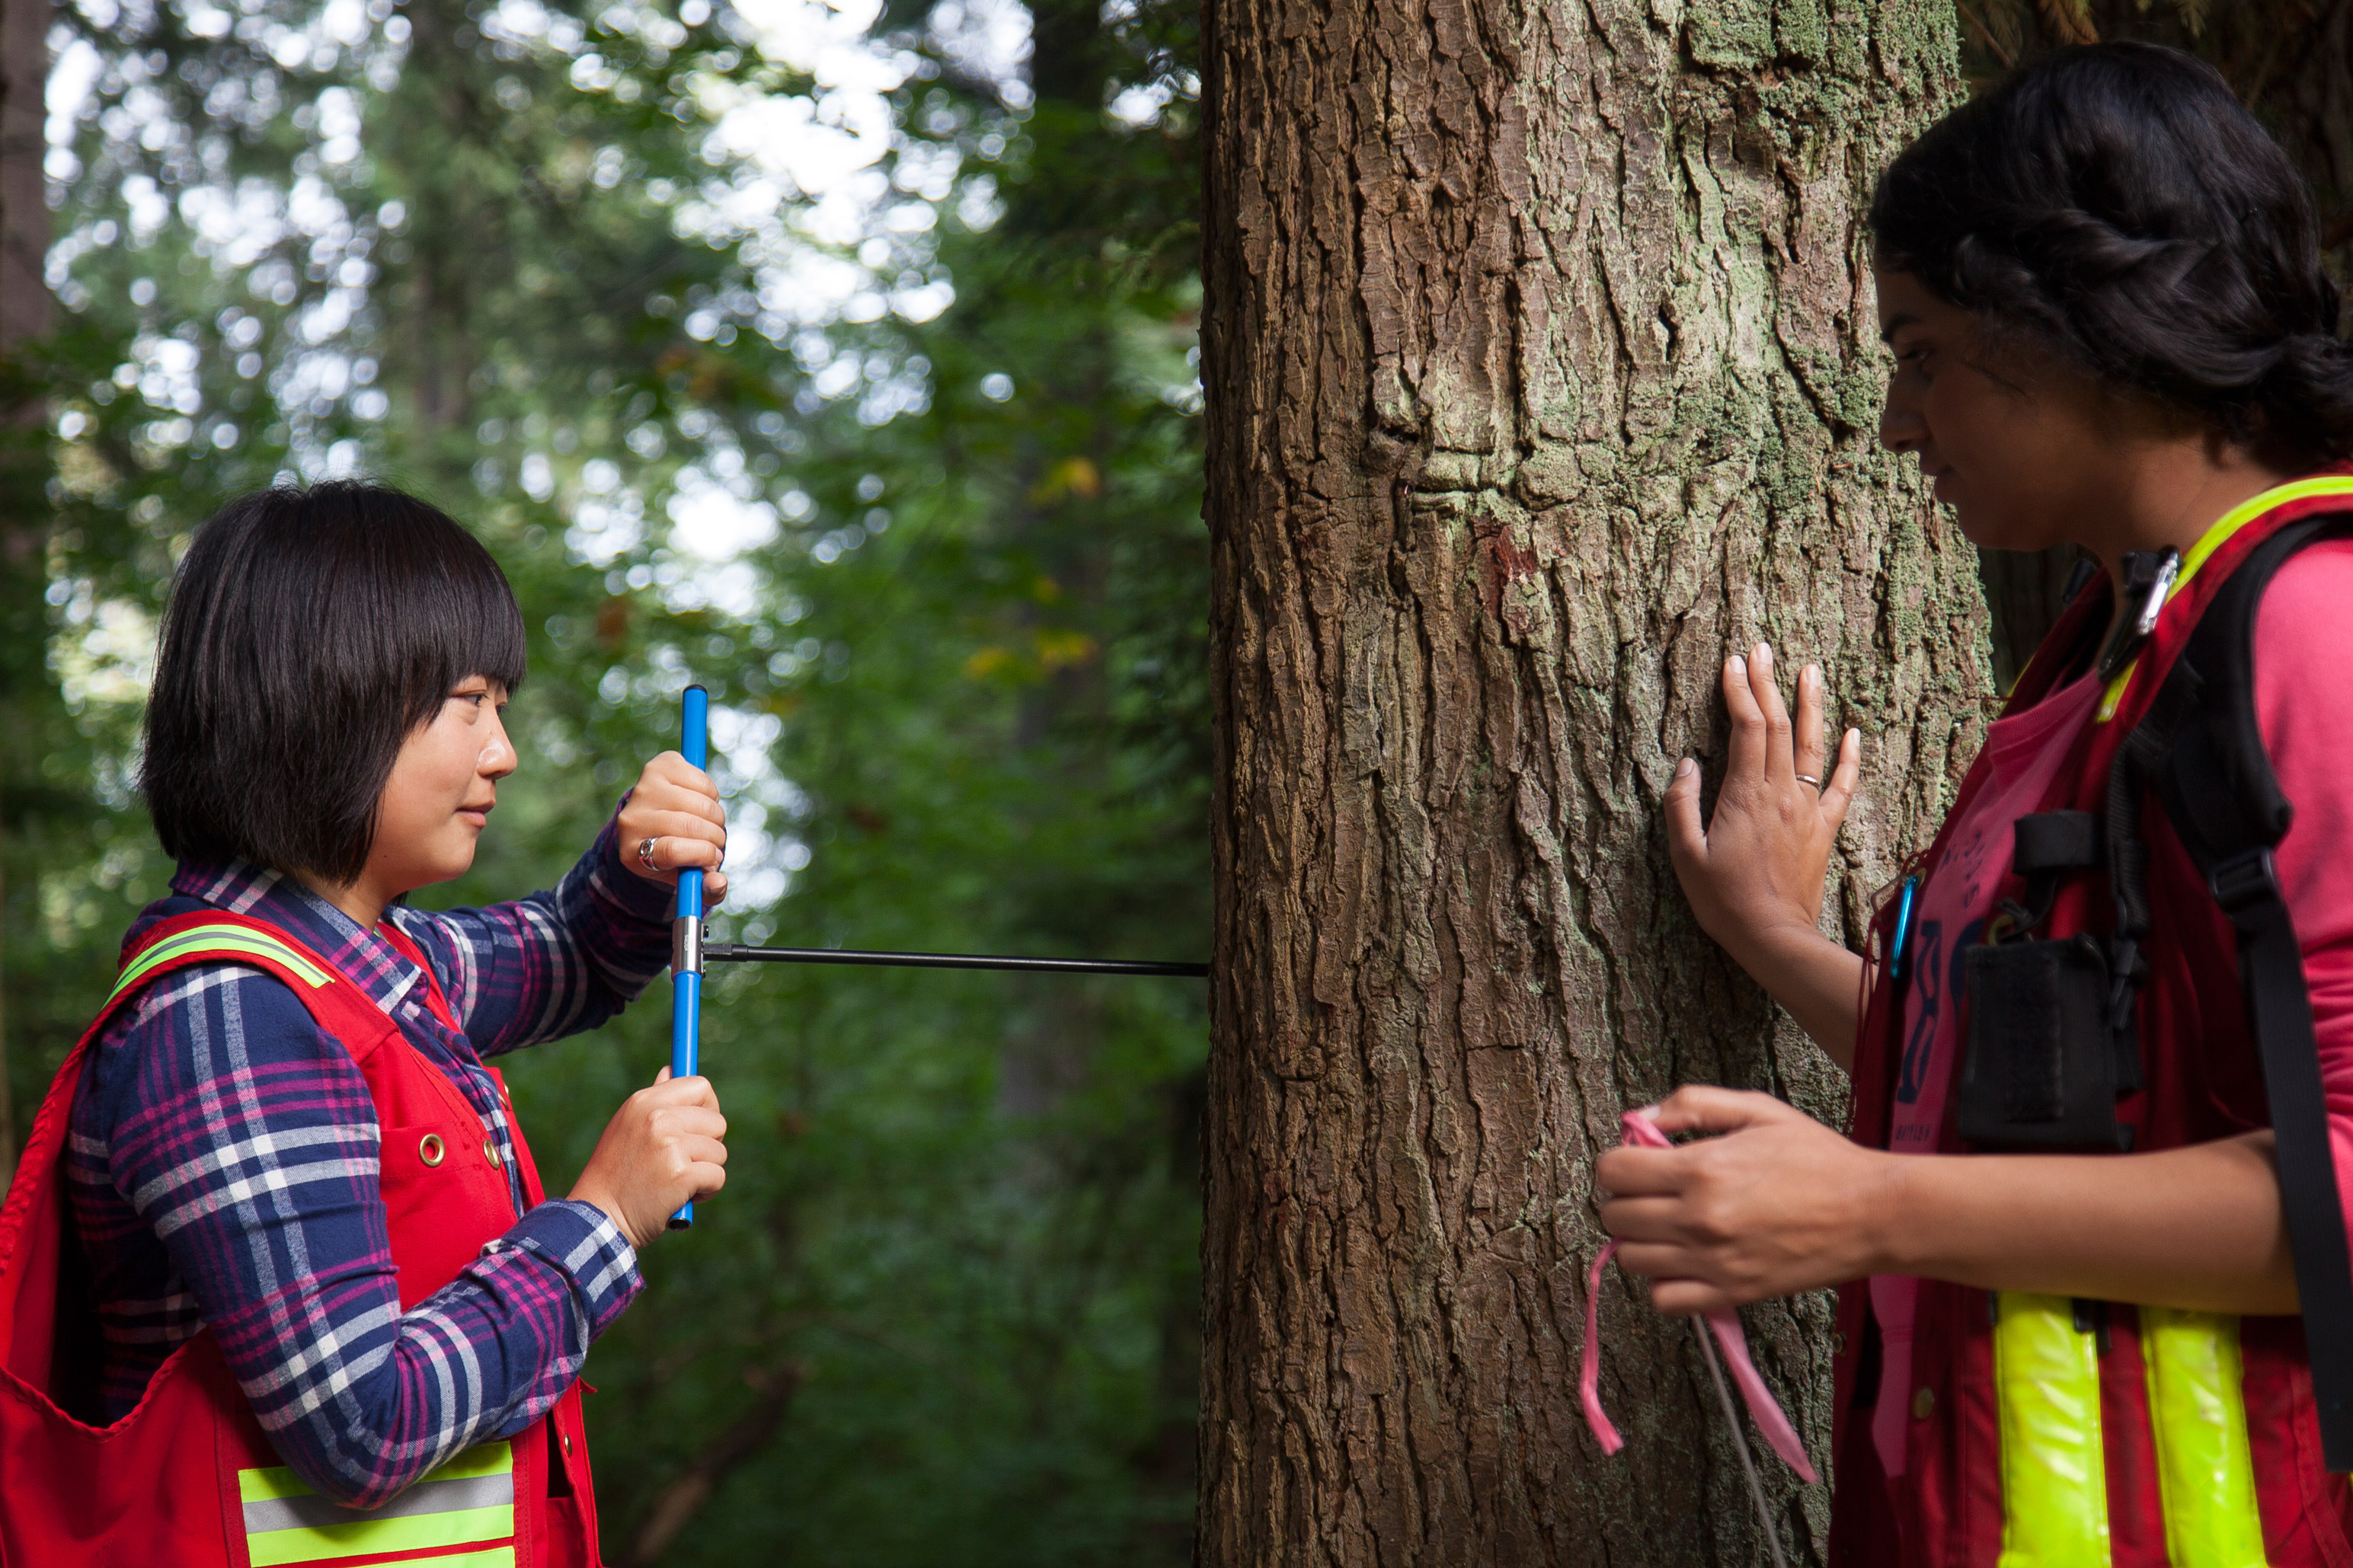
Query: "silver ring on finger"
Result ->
[[1794, 773, 1823, 791], [638, 835, 660, 873]]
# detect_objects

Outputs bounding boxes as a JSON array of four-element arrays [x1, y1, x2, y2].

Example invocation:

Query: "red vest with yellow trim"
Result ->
[[0, 911, 605, 1568], [1829, 471, 2353, 1567]]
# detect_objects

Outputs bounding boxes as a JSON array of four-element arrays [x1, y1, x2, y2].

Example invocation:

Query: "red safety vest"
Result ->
[[0, 910, 604, 1568], [1830, 471, 2353, 1566]]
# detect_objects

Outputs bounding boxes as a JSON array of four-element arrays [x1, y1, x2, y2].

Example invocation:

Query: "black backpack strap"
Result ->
[[2141, 514, 2353, 1471]]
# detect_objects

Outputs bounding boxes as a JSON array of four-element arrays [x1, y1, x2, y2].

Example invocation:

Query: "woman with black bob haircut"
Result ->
[[0, 481, 731, 1564], [1595, 44, 2353, 1563]]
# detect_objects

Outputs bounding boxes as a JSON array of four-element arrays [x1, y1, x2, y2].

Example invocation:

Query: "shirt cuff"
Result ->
[[494, 1198, 644, 1335]]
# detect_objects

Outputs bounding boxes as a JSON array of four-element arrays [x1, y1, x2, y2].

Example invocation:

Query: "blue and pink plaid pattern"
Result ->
[[65, 816, 673, 1507]]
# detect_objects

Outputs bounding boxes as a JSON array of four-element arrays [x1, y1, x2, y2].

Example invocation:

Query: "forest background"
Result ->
[[0, 0, 2345, 1563]]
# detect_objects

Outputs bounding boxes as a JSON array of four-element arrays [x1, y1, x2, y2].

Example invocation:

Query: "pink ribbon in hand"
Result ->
[[1579, 1110, 1818, 1483]]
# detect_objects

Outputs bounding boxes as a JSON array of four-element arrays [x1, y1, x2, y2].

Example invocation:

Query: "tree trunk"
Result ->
[[0, 0, 44, 354], [1198, 3, 1985, 1563], [0, 0, 53, 1190], [1978, 545, 2083, 692]]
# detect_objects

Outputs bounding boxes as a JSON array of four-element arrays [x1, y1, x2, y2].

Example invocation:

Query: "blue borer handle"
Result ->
[[667, 685, 710, 1230]]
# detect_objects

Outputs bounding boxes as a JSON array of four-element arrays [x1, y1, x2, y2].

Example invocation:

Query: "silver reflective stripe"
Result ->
[[241, 1471, 515, 1538]]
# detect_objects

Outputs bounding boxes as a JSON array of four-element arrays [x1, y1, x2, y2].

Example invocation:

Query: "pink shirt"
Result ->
[[1869, 538, 2353, 1477]]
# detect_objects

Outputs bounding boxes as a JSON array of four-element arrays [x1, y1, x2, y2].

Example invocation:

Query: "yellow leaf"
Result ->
[[1030, 455, 1103, 503], [1032, 629, 1098, 671], [964, 645, 1017, 679]]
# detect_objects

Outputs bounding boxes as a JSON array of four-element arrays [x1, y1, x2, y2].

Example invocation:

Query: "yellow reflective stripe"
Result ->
[[246, 1506, 514, 1567], [2098, 474, 2353, 721], [1993, 1292, 2110, 1568], [2095, 663, 2137, 726], [2141, 1307, 2269, 1568], [110, 924, 333, 1004], [238, 1442, 513, 1568]]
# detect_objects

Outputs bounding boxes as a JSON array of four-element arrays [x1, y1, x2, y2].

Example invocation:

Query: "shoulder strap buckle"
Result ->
[[2208, 847, 2283, 918]]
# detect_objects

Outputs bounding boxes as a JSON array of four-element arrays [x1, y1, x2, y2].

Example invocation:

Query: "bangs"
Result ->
[[379, 525, 531, 731]]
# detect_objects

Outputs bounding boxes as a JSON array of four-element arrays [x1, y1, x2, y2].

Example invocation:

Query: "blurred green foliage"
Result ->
[[9, 0, 1205, 1560]]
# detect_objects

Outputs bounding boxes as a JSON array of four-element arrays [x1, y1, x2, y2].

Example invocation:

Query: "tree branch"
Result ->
[[622, 1362, 804, 1566]]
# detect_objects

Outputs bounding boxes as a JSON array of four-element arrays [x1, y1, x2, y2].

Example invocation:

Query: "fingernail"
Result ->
[[1755, 641, 1771, 663], [1634, 1103, 1661, 1119], [1729, 654, 1747, 675], [1675, 757, 1694, 778], [1805, 663, 1820, 686]]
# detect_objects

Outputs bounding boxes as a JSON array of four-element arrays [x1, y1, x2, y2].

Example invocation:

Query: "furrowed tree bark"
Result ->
[[1200, 2, 1983, 1563]]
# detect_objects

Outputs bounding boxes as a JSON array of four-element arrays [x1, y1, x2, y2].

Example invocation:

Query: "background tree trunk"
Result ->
[[1977, 545, 2083, 691], [1199, 2, 1985, 1563], [0, 0, 43, 354], [0, 0, 53, 1191]]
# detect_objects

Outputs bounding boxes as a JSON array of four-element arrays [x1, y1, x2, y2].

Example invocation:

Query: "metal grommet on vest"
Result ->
[[482, 1138, 498, 1166], [419, 1134, 445, 1167]]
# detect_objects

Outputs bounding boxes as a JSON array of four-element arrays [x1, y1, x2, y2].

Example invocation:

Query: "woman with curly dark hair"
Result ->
[[1597, 43, 2353, 1564]]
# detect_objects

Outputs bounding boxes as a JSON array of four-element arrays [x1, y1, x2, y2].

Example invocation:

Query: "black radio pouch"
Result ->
[[1957, 810, 2136, 1149]]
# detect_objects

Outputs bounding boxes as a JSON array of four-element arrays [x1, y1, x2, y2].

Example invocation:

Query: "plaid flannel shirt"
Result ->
[[65, 816, 674, 1507]]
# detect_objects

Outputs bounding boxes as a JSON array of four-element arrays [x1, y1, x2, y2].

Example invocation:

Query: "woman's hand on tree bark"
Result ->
[[1595, 1085, 1897, 1314], [1663, 643, 1869, 1066], [1665, 643, 1859, 955], [567, 1067, 729, 1251], [619, 751, 729, 905]]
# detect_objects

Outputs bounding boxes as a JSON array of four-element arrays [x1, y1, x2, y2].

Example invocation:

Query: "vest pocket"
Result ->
[[379, 1122, 511, 1311]]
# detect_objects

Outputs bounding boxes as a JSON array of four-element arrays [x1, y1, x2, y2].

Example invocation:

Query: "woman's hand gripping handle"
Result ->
[[618, 752, 729, 905], [568, 1067, 729, 1252], [1665, 643, 1866, 1068]]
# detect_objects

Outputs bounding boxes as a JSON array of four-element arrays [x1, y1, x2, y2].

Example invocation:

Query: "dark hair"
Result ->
[[142, 482, 527, 884], [1870, 43, 2353, 461]]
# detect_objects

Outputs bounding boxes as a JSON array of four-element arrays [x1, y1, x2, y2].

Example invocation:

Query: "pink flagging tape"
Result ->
[[1702, 1298, 1815, 1480], [1581, 1241, 1626, 1455], [1579, 1110, 1818, 1483]]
